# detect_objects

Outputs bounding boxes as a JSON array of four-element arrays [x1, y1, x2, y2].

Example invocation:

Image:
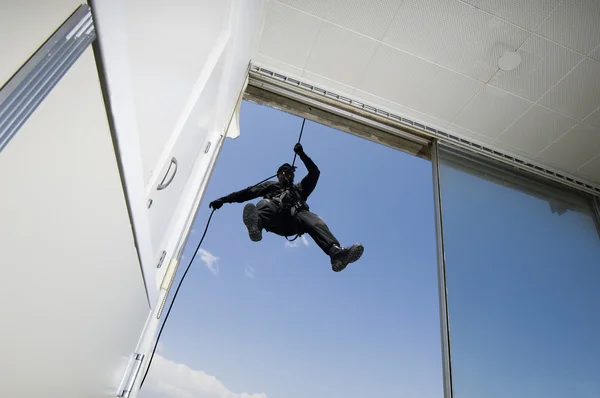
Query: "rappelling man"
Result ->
[[209, 143, 364, 272]]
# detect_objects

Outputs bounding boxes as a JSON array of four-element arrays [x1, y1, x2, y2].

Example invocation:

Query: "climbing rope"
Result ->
[[139, 118, 307, 389], [291, 118, 306, 168]]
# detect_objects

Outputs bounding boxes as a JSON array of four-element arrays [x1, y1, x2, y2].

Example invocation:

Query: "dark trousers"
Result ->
[[256, 199, 340, 254]]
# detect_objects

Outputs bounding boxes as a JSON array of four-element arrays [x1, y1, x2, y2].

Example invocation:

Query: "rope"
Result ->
[[140, 208, 216, 388], [139, 117, 307, 389], [291, 118, 306, 168], [286, 118, 306, 242]]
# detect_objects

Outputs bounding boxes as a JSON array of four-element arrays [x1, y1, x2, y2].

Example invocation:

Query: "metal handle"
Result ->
[[156, 157, 178, 190]]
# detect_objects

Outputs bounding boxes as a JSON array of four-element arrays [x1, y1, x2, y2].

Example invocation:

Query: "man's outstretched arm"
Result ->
[[295, 143, 320, 199], [209, 182, 274, 210]]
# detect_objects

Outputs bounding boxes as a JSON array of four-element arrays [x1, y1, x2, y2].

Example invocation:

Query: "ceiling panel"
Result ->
[[476, 0, 561, 31], [538, 58, 600, 121], [255, 0, 600, 189], [497, 105, 577, 155], [383, 0, 530, 82], [274, 0, 330, 18], [321, 0, 400, 40], [452, 85, 533, 139], [538, 123, 600, 171], [304, 22, 378, 87], [590, 45, 600, 61], [489, 34, 582, 102], [354, 89, 451, 130], [449, 122, 534, 159], [574, 155, 600, 184], [583, 107, 600, 129], [253, 53, 304, 77], [357, 44, 484, 121], [535, 0, 600, 55], [301, 70, 356, 97], [258, 1, 322, 68]]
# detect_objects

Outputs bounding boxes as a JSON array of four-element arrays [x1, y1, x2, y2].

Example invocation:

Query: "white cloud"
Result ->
[[284, 235, 309, 249], [244, 265, 255, 279], [142, 354, 267, 398], [198, 249, 219, 275]]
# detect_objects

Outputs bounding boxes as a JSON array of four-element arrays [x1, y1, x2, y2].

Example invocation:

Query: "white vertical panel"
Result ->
[[123, 0, 233, 186], [0, 48, 149, 398]]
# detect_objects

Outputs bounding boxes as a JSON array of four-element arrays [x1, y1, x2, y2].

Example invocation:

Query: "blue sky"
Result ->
[[140, 100, 444, 398], [140, 100, 600, 398]]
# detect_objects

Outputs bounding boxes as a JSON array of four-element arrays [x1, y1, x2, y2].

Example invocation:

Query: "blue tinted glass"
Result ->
[[438, 145, 600, 398]]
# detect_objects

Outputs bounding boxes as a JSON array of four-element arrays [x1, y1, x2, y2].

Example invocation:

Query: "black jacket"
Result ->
[[219, 151, 320, 208]]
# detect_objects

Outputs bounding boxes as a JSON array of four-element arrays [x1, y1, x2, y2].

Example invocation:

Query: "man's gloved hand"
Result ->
[[293, 143, 304, 155], [209, 199, 224, 210]]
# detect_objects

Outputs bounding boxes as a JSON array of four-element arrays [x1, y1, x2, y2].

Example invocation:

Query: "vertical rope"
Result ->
[[291, 118, 306, 168]]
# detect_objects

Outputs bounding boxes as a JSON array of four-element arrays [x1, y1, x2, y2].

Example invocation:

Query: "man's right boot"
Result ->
[[243, 203, 263, 242], [328, 243, 364, 272]]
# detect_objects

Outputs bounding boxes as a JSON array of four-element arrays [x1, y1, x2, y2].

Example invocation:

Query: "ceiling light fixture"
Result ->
[[498, 51, 522, 71]]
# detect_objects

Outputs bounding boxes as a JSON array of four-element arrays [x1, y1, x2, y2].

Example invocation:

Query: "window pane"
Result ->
[[437, 144, 600, 398]]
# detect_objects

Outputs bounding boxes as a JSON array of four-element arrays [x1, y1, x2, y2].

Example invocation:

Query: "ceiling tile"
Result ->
[[357, 44, 484, 122], [539, 58, 600, 121], [452, 85, 533, 139], [462, 0, 481, 5], [253, 53, 304, 78], [573, 155, 600, 184], [590, 45, 600, 61], [301, 70, 356, 97], [489, 35, 582, 101], [354, 90, 451, 131], [534, 154, 568, 172], [476, 0, 561, 31], [538, 123, 600, 171], [258, 1, 322, 69], [447, 124, 497, 146], [383, 0, 530, 82], [304, 23, 378, 87], [583, 107, 600, 129], [536, 0, 600, 55], [322, 0, 400, 40], [274, 0, 329, 18], [447, 123, 534, 158], [497, 105, 577, 155]]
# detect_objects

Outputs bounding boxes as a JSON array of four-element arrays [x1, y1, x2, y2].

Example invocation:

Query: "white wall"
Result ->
[[0, 47, 150, 397]]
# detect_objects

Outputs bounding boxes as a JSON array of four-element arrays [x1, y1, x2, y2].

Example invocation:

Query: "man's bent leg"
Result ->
[[243, 199, 281, 242], [296, 210, 364, 272], [295, 210, 340, 254]]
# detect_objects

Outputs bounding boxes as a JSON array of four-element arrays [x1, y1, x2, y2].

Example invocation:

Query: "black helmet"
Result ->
[[277, 163, 296, 174]]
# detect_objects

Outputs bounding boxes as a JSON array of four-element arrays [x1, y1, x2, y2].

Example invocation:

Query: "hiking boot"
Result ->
[[243, 203, 263, 242], [329, 243, 364, 272]]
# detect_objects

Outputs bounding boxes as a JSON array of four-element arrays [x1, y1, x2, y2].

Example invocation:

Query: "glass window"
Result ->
[[141, 101, 445, 398], [437, 143, 600, 398]]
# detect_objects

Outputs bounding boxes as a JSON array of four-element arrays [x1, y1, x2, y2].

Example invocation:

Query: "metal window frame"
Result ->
[[431, 139, 454, 398], [0, 4, 95, 152], [593, 197, 600, 240], [248, 65, 600, 197]]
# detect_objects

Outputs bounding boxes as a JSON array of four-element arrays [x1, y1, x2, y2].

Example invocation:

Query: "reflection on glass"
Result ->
[[437, 144, 600, 398]]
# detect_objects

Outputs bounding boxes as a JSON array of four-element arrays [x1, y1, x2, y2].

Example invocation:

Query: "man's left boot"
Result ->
[[328, 243, 364, 272]]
